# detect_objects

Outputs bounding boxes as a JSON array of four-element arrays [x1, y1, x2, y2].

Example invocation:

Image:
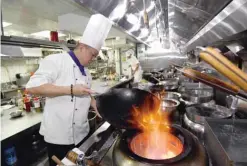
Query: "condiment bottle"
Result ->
[[16, 90, 24, 110], [24, 97, 31, 112], [33, 97, 41, 112]]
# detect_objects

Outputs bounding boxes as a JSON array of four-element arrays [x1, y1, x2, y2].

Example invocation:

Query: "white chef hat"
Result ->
[[80, 14, 112, 51], [126, 49, 135, 57]]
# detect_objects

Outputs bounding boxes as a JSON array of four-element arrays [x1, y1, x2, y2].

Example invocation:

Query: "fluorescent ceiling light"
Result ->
[[168, 12, 175, 17], [126, 14, 139, 24], [101, 46, 112, 50], [31, 30, 66, 38], [150, 12, 162, 25], [128, 21, 141, 33], [139, 28, 149, 38], [2, 21, 12, 27], [109, 0, 128, 21]]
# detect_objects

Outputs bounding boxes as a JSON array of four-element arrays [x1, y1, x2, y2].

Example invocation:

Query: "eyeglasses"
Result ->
[[90, 50, 98, 59]]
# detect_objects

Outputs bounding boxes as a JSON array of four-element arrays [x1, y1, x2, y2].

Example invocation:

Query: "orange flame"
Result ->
[[130, 131, 183, 160], [153, 89, 166, 100], [128, 94, 170, 132], [128, 94, 183, 160]]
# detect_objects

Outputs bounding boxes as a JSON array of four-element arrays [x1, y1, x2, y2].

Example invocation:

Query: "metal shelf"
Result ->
[[1, 35, 76, 50], [2, 87, 25, 93]]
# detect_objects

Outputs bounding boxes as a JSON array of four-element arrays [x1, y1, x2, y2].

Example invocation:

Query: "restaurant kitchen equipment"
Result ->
[[204, 119, 247, 166], [183, 104, 232, 139], [95, 88, 209, 165], [15, 73, 31, 87]]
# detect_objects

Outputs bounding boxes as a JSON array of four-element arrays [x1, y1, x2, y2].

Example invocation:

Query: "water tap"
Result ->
[[226, 95, 238, 116]]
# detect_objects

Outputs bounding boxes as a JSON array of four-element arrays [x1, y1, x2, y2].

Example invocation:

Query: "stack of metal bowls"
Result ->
[[161, 92, 181, 122]]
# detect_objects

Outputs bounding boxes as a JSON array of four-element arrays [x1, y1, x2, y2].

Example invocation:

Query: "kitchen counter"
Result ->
[[1, 80, 124, 141], [1, 107, 43, 141]]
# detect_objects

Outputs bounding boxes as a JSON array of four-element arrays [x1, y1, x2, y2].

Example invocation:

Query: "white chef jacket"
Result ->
[[26, 52, 92, 145], [127, 55, 143, 83]]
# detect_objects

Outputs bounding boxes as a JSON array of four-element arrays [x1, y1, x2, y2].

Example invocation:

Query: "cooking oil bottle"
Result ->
[[16, 90, 24, 110]]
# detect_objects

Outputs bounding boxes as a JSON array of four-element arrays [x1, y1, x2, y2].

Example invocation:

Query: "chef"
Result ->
[[126, 49, 143, 83], [26, 14, 112, 166]]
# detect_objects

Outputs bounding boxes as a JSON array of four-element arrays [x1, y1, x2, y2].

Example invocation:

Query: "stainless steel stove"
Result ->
[[79, 122, 209, 166]]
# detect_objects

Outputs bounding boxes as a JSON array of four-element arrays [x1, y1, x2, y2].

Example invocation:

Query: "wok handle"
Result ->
[[199, 47, 247, 92], [52, 155, 64, 165]]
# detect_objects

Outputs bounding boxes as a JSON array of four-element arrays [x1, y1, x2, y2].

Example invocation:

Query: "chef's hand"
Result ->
[[73, 84, 94, 96]]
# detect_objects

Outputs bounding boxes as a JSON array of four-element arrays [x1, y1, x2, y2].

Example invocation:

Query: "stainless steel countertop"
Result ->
[[1, 80, 119, 141], [1, 107, 43, 141]]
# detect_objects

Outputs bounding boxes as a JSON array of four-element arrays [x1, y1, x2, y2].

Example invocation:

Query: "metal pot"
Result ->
[[180, 89, 213, 104], [163, 92, 181, 101], [157, 78, 179, 91], [161, 99, 180, 122], [183, 104, 232, 139], [149, 79, 179, 93], [161, 99, 180, 113]]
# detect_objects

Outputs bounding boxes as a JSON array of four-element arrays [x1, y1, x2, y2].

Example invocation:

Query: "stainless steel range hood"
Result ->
[[74, 0, 236, 51], [74, 0, 168, 47], [185, 0, 247, 52]]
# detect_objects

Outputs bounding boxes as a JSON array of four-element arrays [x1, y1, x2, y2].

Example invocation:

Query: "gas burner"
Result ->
[[112, 125, 209, 166], [130, 131, 183, 160]]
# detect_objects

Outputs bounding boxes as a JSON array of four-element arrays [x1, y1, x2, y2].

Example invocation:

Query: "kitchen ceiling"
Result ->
[[74, 0, 232, 50], [1, 0, 137, 41]]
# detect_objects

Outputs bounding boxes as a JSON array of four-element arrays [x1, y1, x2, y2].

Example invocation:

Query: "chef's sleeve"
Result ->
[[130, 56, 139, 65], [26, 58, 59, 88]]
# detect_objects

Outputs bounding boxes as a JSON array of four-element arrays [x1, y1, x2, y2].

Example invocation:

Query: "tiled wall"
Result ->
[[1, 58, 39, 83]]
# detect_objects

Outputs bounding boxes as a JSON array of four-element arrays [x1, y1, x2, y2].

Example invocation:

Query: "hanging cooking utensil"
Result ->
[[179, 68, 247, 101], [198, 47, 247, 92]]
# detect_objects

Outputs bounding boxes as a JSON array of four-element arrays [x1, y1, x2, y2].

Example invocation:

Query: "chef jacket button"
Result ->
[[73, 122, 75, 125], [76, 78, 78, 81], [75, 108, 78, 111]]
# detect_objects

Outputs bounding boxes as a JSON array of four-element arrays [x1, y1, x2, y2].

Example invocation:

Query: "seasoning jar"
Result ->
[[40, 97, 45, 111], [66, 150, 85, 166], [24, 97, 31, 113], [33, 97, 41, 112]]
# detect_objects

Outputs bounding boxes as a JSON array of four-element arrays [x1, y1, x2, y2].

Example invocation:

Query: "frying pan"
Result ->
[[96, 88, 159, 129]]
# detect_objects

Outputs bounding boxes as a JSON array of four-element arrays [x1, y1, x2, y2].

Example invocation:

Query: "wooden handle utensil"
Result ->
[[199, 47, 247, 92], [181, 68, 240, 94], [181, 68, 247, 101], [52, 155, 64, 166]]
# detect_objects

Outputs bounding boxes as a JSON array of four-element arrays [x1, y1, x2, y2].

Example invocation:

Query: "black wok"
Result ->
[[96, 88, 159, 129]]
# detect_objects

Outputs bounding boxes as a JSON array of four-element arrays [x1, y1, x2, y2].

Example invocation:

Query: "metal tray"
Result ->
[[204, 119, 247, 166]]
